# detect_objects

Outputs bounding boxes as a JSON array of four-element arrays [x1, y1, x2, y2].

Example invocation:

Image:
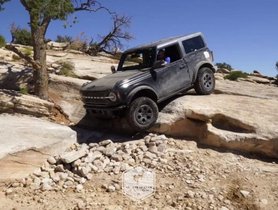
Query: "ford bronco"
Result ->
[[81, 32, 215, 131]]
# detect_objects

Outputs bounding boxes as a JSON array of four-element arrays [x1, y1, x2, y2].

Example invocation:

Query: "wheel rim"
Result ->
[[135, 104, 154, 125], [202, 72, 214, 90]]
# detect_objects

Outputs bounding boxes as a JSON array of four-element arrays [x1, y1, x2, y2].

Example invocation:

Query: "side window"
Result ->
[[157, 44, 182, 64], [182, 36, 205, 54]]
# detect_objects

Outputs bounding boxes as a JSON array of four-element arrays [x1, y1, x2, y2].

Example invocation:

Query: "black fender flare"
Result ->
[[126, 86, 158, 105], [193, 61, 216, 82]]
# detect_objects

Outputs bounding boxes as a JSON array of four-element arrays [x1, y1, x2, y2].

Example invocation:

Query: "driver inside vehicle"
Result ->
[[157, 49, 171, 65]]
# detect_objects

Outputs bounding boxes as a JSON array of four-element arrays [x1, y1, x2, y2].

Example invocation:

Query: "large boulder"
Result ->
[[0, 114, 76, 159], [0, 114, 77, 180], [49, 74, 88, 123], [0, 89, 70, 124], [47, 41, 68, 50], [151, 77, 278, 158]]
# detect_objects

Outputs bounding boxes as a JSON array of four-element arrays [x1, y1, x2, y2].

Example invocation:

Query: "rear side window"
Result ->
[[182, 36, 205, 54]]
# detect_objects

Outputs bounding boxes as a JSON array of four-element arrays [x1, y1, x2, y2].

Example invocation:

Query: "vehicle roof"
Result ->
[[124, 32, 204, 53]]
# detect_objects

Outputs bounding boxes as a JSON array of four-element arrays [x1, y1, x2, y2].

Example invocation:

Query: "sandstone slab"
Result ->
[[151, 94, 278, 158], [214, 75, 278, 99], [0, 114, 77, 180], [0, 90, 54, 118], [49, 74, 88, 123]]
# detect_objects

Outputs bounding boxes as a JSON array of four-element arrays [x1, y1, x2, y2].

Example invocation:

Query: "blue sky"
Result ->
[[0, 0, 277, 76]]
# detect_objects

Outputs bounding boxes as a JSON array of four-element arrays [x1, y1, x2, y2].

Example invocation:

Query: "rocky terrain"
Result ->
[[1, 134, 277, 210], [0, 45, 278, 209]]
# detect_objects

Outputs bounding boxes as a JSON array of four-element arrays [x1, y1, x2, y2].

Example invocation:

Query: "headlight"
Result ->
[[81, 81, 91, 88], [108, 92, 117, 102]]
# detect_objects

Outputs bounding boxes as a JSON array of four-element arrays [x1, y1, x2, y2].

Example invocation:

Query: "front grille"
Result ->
[[82, 91, 110, 106], [82, 90, 109, 97], [83, 98, 109, 105]]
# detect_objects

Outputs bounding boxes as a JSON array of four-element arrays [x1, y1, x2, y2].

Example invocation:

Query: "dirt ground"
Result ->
[[0, 139, 277, 210]]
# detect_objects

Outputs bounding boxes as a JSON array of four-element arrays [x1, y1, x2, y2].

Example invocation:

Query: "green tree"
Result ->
[[2, 0, 74, 99], [10, 24, 32, 45], [1, 1, 124, 100]]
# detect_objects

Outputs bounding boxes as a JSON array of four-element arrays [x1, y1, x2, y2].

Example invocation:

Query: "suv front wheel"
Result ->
[[194, 67, 215, 95], [127, 97, 158, 131]]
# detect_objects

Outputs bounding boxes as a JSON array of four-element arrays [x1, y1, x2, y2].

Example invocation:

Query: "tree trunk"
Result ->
[[32, 26, 48, 100]]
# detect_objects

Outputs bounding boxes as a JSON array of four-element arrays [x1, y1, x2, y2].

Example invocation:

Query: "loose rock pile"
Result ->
[[6, 134, 169, 193], [3, 134, 276, 210]]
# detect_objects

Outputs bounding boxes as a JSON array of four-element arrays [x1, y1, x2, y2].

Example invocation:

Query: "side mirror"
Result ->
[[111, 65, 116, 73], [153, 60, 166, 69]]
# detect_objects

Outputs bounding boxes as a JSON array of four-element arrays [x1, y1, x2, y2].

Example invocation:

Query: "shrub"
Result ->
[[12, 54, 20, 61], [56, 35, 73, 43], [216, 62, 233, 71], [22, 47, 33, 57], [87, 43, 99, 56], [57, 61, 77, 77], [68, 33, 88, 52], [69, 39, 87, 52], [11, 25, 32, 46], [19, 86, 28, 94], [0, 35, 6, 48], [224, 71, 248, 81]]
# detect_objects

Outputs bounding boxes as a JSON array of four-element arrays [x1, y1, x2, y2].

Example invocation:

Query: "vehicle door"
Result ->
[[151, 44, 192, 98]]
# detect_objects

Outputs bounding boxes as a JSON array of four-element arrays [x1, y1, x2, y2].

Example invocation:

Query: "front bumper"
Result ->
[[81, 89, 128, 117], [84, 104, 127, 118]]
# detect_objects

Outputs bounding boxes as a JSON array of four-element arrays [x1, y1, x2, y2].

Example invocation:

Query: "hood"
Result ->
[[81, 70, 144, 91]]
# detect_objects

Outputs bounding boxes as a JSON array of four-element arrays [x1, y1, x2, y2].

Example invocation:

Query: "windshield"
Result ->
[[118, 48, 156, 71]]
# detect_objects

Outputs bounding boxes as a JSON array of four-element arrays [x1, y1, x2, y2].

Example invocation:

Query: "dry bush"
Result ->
[[56, 61, 77, 78]]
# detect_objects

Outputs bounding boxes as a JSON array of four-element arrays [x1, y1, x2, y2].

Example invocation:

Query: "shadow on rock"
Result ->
[[71, 91, 196, 144], [69, 89, 201, 147], [197, 142, 278, 164], [71, 114, 150, 145], [0, 64, 33, 91]]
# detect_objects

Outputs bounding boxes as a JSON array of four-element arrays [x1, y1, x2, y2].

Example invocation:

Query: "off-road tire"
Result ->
[[127, 97, 158, 131], [194, 67, 215, 95]]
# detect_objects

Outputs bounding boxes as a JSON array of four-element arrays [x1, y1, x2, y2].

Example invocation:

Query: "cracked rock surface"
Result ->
[[151, 74, 278, 158]]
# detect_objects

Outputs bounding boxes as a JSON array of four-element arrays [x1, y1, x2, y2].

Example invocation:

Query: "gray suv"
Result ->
[[81, 32, 215, 131]]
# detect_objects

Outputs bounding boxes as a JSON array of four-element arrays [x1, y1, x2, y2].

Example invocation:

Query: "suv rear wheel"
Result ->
[[194, 67, 215, 95], [127, 97, 158, 131]]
